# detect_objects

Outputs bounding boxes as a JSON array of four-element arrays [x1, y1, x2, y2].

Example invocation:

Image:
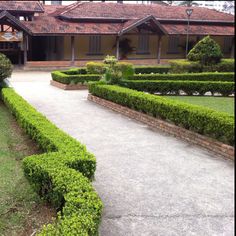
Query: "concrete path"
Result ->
[[10, 71, 234, 236]]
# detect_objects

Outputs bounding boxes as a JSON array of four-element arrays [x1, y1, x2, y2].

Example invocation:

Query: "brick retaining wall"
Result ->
[[88, 94, 234, 160], [50, 80, 88, 90]]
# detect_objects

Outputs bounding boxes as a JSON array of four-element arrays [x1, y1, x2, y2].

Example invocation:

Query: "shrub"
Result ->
[[61, 68, 87, 75], [116, 62, 134, 80], [0, 53, 12, 82], [119, 80, 235, 96], [89, 83, 234, 145], [134, 66, 171, 74], [187, 36, 223, 65], [170, 60, 203, 73], [86, 62, 106, 74], [130, 72, 235, 82], [202, 59, 235, 72], [1, 88, 103, 235], [51, 71, 100, 85], [170, 59, 235, 73]]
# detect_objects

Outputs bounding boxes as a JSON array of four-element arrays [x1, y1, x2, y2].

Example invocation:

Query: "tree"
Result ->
[[0, 53, 12, 83], [187, 36, 223, 65], [177, 1, 198, 7], [222, 1, 234, 14]]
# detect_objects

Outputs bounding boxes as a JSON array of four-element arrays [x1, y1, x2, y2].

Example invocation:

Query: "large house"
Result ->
[[0, 1, 234, 66]]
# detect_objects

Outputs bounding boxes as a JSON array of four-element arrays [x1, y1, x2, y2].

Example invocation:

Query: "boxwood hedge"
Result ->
[[51, 71, 100, 85], [89, 83, 234, 145], [119, 80, 235, 96], [134, 65, 170, 74], [130, 72, 234, 82], [1, 88, 103, 235]]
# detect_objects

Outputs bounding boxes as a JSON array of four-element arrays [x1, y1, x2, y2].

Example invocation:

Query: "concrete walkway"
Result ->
[[10, 72, 234, 236]]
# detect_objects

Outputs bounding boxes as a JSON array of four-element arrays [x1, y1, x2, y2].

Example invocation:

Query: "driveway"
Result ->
[[10, 71, 234, 236]]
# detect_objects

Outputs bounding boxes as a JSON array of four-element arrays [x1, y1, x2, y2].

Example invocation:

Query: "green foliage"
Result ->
[[134, 66, 171, 74], [86, 62, 106, 74], [89, 83, 234, 145], [130, 72, 235, 82], [120, 80, 234, 96], [170, 59, 235, 73], [62, 68, 87, 75], [187, 36, 223, 65], [1, 88, 103, 235], [51, 71, 100, 85], [0, 53, 12, 82], [170, 60, 203, 73], [115, 62, 134, 80]]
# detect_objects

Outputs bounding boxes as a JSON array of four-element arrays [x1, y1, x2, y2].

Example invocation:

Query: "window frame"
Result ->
[[137, 34, 150, 55], [87, 35, 103, 56], [167, 36, 180, 54]]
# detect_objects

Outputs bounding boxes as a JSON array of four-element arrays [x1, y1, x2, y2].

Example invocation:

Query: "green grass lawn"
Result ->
[[0, 102, 55, 236], [162, 96, 235, 116]]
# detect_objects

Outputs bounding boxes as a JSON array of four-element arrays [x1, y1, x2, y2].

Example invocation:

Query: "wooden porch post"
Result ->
[[23, 33, 28, 65], [71, 36, 75, 65], [116, 36, 120, 60], [157, 35, 162, 64]]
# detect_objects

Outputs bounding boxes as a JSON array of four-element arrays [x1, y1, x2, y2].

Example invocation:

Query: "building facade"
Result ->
[[0, 1, 234, 66]]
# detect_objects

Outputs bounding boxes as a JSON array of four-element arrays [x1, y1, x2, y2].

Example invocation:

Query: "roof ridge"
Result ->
[[59, 2, 84, 16]]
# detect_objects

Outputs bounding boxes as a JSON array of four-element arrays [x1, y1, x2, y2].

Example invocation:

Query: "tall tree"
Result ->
[[178, 1, 198, 7]]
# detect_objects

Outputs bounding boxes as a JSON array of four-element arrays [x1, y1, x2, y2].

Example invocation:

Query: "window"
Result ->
[[88, 35, 102, 55], [51, 1, 62, 5], [223, 37, 232, 53], [168, 36, 179, 54], [137, 35, 150, 54]]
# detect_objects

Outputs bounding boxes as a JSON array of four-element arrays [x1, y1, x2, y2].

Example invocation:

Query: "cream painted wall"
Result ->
[[62, 34, 232, 61]]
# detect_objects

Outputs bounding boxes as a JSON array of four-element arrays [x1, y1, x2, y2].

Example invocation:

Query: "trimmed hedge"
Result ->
[[120, 80, 234, 96], [1, 88, 103, 235], [130, 72, 235, 82], [51, 71, 100, 85], [61, 67, 87, 75], [134, 65, 170, 74], [170, 59, 235, 73], [89, 83, 234, 145]]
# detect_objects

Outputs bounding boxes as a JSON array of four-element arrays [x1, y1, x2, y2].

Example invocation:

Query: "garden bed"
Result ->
[[50, 80, 88, 90], [0, 101, 56, 236], [1, 89, 103, 235], [89, 83, 234, 147]]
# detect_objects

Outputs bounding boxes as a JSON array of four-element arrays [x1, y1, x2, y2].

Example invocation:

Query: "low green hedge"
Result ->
[[130, 72, 234, 82], [120, 80, 234, 96], [51, 71, 100, 85], [61, 67, 87, 75], [89, 83, 234, 145], [1, 88, 103, 235], [134, 65, 170, 74], [170, 59, 235, 73]]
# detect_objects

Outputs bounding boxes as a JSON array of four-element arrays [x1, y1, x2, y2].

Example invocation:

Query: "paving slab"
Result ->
[[10, 71, 234, 236]]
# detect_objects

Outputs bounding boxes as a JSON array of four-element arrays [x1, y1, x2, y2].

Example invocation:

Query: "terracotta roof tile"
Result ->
[[0, 1, 44, 13], [59, 2, 234, 22]]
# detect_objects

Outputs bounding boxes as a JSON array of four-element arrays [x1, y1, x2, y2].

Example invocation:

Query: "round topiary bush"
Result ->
[[0, 53, 13, 82], [187, 36, 223, 65]]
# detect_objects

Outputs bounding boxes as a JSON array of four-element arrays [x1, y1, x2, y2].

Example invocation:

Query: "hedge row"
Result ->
[[130, 72, 234, 82], [120, 80, 235, 96], [89, 83, 234, 145], [134, 65, 170, 74], [1, 88, 103, 235], [62, 68, 87, 75], [170, 59, 235, 73], [51, 71, 100, 85]]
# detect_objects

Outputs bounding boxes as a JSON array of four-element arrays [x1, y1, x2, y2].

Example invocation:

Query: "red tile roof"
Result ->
[[2, 1, 234, 36], [0, 1, 44, 13], [59, 2, 234, 22], [162, 24, 235, 36]]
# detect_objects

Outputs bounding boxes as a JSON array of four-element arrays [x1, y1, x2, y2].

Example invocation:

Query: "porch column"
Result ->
[[71, 36, 75, 65], [23, 34, 28, 65], [116, 36, 120, 60], [157, 35, 162, 64]]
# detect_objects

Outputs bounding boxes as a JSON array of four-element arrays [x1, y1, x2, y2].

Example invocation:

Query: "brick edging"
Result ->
[[50, 80, 88, 90], [88, 94, 234, 160]]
